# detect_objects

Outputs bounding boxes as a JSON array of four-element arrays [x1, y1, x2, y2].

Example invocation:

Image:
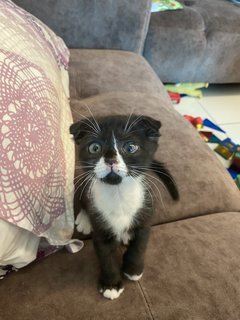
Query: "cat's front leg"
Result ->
[[93, 234, 124, 300], [75, 209, 92, 235], [122, 226, 150, 281]]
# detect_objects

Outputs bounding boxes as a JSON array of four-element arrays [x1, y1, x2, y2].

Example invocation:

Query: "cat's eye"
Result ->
[[123, 142, 139, 154], [88, 142, 102, 154]]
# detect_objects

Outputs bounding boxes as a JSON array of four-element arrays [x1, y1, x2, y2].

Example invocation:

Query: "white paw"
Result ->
[[100, 288, 124, 300], [75, 210, 92, 235], [121, 232, 131, 245], [124, 272, 143, 281]]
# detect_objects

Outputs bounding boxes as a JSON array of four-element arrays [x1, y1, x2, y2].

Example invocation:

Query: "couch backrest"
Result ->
[[13, 0, 152, 53]]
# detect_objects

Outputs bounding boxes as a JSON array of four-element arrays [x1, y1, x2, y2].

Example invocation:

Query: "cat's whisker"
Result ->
[[82, 105, 101, 134], [126, 114, 143, 134], [74, 170, 93, 182], [72, 109, 100, 135], [143, 177, 167, 214], [139, 179, 154, 209], [72, 107, 91, 121], [130, 167, 167, 185], [75, 170, 93, 179], [84, 104, 101, 132], [130, 164, 176, 185], [124, 109, 135, 133], [74, 171, 94, 196], [88, 177, 97, 198], [129, 172, 154, 208], [79, 173, 95, 200], [131, 169, 167, 214], [75, 165, 94, 169], [77, 160, 95, 166], [131, 168, 169, 196], [142, 176, 167, 214], [94, 167, 130, 179], [79, 119, 99, 136], [76, 129, 99, 138]]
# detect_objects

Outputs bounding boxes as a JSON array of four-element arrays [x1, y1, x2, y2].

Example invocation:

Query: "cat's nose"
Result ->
[[105, 158, 118, 166]]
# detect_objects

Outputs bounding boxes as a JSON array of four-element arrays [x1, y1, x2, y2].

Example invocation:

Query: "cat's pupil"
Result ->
[[125, 142, 138, 154], [89, 142, 101, 154]]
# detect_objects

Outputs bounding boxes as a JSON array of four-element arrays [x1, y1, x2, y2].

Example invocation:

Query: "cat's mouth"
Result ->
[[101, 171, 123, 185]]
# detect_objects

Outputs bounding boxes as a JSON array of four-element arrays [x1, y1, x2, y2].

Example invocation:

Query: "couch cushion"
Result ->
[[0, 239, 153, 320], [69, 49, 240, 225], [2, 212, 240, 319], [143, 0, 240, 83], [69, 49, 170, 101], [13, 0, 152, 54], [140, 212, 240, 319]]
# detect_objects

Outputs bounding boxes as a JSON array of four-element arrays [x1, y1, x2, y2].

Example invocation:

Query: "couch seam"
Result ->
[[152, 210, 240, 229], [137, 281, 155, 320]]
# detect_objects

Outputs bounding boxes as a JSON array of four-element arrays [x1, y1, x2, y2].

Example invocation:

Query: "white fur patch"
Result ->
[[91, 175, 145, 242], [124, 272, 143, 281], [101, 287, 124, 300], [94, 136, 128, 180], [75, 209, 92, 235]]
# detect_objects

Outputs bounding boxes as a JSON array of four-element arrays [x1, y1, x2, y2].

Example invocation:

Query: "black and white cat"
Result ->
[[70, 114, 179, 300]]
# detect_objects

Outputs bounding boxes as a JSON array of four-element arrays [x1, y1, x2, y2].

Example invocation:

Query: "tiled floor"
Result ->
[[173, 84, 240, 167], [173, 84, 240, 144]]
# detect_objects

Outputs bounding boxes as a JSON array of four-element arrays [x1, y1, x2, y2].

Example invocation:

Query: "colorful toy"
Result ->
[[203, 119, 226, 133], [235, 175, 240, 189], [151, 0, 183, 12], [181, 114, 239, 189], [215, 138, 238, 160], [228, 168, 239, 179], [199, 131, 213, 142], [215, 145, 234, 160], [167, 91, 181, 104], [165, 83, 208, 98], [229, 151, 240, 173], [183, 115, 203, 129], [208, 134, 221, 144]]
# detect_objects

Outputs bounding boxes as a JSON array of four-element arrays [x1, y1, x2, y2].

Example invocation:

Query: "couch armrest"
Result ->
[[13, 0, 152, 53]]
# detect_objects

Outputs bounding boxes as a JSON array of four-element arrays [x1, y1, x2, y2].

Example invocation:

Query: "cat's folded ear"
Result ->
[[139, 116, 161, 140], [70, 121, 88, 144]]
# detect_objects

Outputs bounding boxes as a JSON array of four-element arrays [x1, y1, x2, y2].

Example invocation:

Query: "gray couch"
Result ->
[[2, 1, 240, 319], [14, 0, 240, 83], [144, 0, 240, 83]]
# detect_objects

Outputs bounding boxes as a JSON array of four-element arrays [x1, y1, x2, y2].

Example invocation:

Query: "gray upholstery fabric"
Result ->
[[13, 0, 240, 82], [69, 49, 171, 101], [3, 212, 240, 320], [141, 212, 240, 320], [0, 240, 153, 320], [13, 0, 152, 53], [144, 0, 240, 83]]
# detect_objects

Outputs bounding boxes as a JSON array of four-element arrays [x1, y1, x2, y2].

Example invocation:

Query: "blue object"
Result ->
[[203, 119, 226, 133], [208, 134, 221, 144], [231, 0, 240, 6], [151, 3, 160, 12], [228, 168, 239, 179], [220, 138, 238, 152]]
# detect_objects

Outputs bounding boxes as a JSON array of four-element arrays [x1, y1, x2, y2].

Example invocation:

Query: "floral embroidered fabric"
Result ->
[[0, 0, 79, 248]]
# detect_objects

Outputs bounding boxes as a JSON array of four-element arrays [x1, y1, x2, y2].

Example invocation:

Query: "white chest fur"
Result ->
[[91, 176, 145, 242]]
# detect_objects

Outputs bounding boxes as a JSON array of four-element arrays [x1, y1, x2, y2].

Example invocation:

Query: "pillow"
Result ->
[[0, 0, 78, 248]]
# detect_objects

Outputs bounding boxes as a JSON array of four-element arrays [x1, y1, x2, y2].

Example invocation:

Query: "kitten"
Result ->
[[70, 114, 179, 300]]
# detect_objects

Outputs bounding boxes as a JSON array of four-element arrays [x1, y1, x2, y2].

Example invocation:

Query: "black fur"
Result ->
[[70, 114, 179, 296]]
